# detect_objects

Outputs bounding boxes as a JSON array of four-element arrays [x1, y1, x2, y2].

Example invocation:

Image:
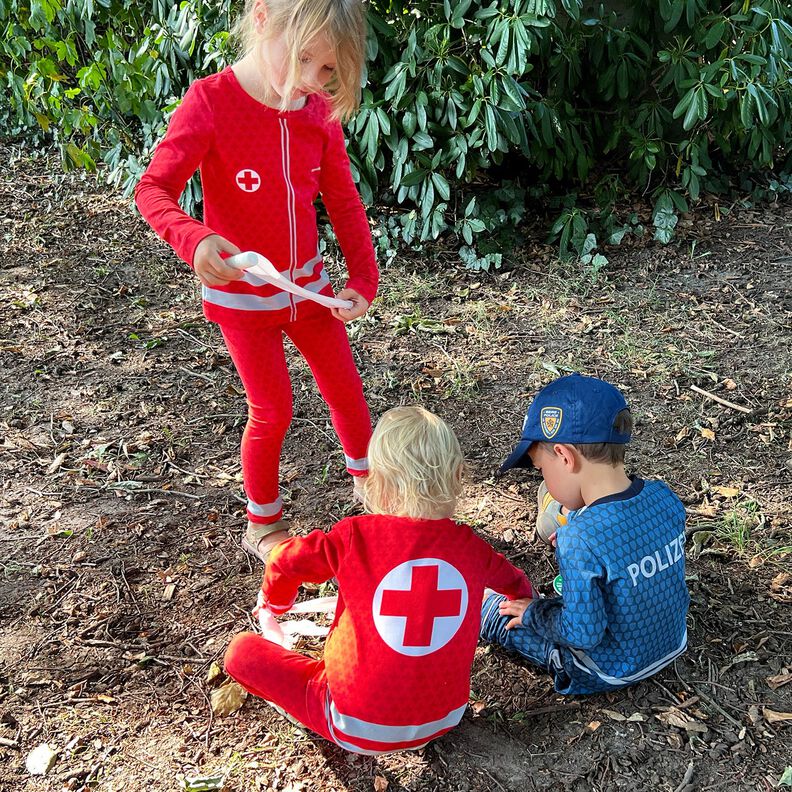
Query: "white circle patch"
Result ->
[[372, 558, 468, 657], [235, 169, 261, 193]]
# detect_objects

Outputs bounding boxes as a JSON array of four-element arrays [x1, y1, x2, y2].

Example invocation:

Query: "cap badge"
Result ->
[[540, 407, 562, 439]]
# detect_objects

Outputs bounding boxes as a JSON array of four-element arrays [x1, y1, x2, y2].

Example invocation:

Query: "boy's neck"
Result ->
[[579, 463, 632, 507]]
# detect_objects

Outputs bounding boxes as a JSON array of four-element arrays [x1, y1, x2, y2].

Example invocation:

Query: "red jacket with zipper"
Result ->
[[135, 66, 378, 328]]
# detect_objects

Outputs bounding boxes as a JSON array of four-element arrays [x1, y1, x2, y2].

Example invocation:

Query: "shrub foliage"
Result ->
[[3, 0, 791, 258]]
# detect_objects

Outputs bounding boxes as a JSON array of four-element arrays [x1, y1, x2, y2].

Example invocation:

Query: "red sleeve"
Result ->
[[484, 548, 534, 600], [319, 118, 379, 304], [134, 82, 216, 267], [261, 524, 347, 614]]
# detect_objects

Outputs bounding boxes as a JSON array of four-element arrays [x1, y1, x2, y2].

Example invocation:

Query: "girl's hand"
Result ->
[[193, 234, 244, 287], [498, 597, 534, 630], [331, 289, 369, 322]]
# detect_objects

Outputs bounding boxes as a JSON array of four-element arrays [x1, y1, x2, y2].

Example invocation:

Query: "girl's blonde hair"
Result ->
[[363, 406, 464, 520], [233, 0, 366, 120]]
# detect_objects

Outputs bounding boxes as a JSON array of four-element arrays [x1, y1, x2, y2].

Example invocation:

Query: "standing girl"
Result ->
[[224, 406, 535, 754], [135, 0, 377, 562]]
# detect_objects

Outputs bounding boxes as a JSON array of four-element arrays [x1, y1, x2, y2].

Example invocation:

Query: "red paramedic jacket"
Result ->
[[134, 67, 378, 328], [263, 514, 534, 754]]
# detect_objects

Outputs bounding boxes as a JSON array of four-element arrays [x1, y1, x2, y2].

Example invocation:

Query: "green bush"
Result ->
[[3, 0, 791, 262]]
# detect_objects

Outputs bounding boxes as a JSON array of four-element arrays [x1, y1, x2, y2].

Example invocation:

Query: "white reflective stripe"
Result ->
[[344, 455, 368, 472], [302, 267, 331, 295], [291, 253, 322, 280], [568, 628, 687, 685], [247, 496, 283, 518], [202, 269, 331, 313], [329, 699, 466, 744], [267, 594, 297, 615], [328, 729, 429, 756], [203, 286, 292, 312]]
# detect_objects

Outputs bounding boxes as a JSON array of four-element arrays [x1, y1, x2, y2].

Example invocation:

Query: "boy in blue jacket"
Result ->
[[482, 373, 689, 694]]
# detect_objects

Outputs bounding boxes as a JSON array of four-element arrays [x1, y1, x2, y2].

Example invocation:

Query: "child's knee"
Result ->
[[247, 404, 293, 438], [479, 592, 507, 642], [223, 631, 262, 679]]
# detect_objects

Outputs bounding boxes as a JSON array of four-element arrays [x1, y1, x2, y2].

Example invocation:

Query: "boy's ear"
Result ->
[[552, 443, 579, 471]]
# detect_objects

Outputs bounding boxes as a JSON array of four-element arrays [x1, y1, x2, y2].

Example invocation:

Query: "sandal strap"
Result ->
[[248, 522, 288, 542]]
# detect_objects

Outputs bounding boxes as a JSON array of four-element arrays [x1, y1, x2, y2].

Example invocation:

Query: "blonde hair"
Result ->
[[232, 0, 366, 120], [363, 406, 464, 520]]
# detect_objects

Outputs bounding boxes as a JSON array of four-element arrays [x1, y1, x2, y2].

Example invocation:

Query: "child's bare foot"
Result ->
[[242, 519, 289, 563]]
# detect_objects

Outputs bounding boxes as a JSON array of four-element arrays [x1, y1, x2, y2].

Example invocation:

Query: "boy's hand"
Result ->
[[498, 597, 535, 630], [331, 289, 369, 322], [193, 234, 244, 287]]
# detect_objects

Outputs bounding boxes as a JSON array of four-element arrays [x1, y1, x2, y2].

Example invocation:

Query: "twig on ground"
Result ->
[[690, 384, 753, 414], [178, 367, 216, 383], [691, 684, 745, 730], [672, 761, 694, 792]]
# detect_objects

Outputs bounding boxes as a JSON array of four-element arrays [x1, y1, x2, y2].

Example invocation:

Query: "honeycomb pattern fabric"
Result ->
[[135, 66, 379, 329], [483, 478, 689, 694], [240, 514, 534, 753]]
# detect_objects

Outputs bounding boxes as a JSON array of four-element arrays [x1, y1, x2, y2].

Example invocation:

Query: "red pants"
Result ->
[[221, 312, 371, 525], [224, 632, 334, 741]]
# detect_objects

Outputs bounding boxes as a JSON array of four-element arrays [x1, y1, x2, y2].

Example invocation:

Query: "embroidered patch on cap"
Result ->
[[540, 407, 563, 439]]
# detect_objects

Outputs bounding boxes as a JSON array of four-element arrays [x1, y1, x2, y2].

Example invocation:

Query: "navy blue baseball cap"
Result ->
[[500, 373, 631, 472]]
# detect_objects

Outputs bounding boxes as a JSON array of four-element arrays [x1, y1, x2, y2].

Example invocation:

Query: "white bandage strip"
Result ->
[[256, 593, 338, 648], [227, 251, 353, 311]]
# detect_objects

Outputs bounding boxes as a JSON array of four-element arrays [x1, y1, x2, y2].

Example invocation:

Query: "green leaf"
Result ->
[[672, 88, 695, 120], [581, 232, 597, 256], [180, 776, 226, 792], [484, 104, 498, 151], [402, 110, 416, 138], [412, 131, 433, 150], [431, 172, 451, 201], [399, 169, 427, 187]]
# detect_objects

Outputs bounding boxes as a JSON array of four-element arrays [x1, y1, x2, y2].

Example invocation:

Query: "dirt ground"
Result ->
[[1, 143, 791, 792]]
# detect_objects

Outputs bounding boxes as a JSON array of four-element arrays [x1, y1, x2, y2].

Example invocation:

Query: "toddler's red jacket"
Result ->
[[263, 514, 534, 753]]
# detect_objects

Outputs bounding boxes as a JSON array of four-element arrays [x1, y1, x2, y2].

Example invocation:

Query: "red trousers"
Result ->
[[224, 632, 334, 741], [221, 312, 371, 525]]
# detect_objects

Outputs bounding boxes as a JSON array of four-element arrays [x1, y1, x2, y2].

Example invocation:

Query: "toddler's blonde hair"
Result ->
[[363, 406, 464, 520], [233, 0, 366, 120]]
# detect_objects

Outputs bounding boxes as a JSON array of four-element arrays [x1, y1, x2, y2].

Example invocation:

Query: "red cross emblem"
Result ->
[[373, 559, 468, 657], [235, 169, 261, 193]]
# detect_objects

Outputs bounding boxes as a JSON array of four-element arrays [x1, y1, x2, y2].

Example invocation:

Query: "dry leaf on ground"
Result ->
[[767, 672, 792, 690], [770, 573, 792, 604], [655, 708, 707, 733], [601, 709, 645, 722], [210, 682, 247, 717], [206, 661, 223, 685], [712, 485, 740, 497]]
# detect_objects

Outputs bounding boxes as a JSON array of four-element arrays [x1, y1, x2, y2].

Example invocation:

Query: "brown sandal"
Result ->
[[241, 520, 289, 563]]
